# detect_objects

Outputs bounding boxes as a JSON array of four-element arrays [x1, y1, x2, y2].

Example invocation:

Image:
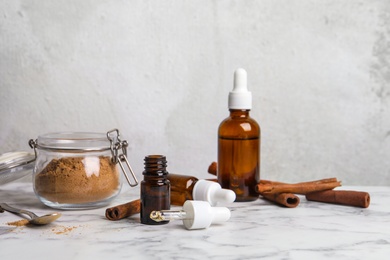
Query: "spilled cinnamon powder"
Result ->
[[52, 225, 78, 235], [5, 221, 81, 236], [34, 156, 120, 204]]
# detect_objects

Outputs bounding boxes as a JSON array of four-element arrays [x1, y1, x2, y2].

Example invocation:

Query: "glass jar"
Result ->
[[29, 129, 138, 210]]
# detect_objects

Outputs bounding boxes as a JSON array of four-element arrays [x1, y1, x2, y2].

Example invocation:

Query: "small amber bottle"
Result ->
[[168, 174, 235, 206], [140, 155, 170, 225], [218, 68, 261, 202]]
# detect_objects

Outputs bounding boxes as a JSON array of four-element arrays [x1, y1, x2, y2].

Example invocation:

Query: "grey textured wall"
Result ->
[[1, 0, 389, 185]]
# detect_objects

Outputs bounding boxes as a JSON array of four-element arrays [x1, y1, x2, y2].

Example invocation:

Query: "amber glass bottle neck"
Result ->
[[143, 155, 168, 177], [229, 109, 250, 118]]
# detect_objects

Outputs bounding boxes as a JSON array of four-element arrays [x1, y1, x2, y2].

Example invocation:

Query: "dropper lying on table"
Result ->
[[150, 200, 231, 230]]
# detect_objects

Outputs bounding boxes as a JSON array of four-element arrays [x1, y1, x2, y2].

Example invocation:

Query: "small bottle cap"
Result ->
[[192, 180, 236, 206], [182, 200, 231, 230], [228, 68, 252, 110]]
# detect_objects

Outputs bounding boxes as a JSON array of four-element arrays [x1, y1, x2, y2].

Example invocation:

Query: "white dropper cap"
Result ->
[[192, 180, 236, 206], [228, 68, 252, 110], [182, 200, 231, 230]]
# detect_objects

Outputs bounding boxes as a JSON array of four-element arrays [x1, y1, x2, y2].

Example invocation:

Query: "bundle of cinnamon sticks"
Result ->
[[208, 162, 370, 209], [105, 162, 370, 221]]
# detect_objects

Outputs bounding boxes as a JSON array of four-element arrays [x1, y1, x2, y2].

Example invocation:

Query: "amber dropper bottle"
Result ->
[[218, 68, 261, 202], [168, 174, 236, 206], [140, 155, 170, 225]]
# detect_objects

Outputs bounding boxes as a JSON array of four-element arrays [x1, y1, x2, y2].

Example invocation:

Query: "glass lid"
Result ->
[[0, 151, 35, 185]]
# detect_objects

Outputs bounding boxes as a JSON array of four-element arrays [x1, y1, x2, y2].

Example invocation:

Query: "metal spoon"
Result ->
[[0, 203, 61, 225]]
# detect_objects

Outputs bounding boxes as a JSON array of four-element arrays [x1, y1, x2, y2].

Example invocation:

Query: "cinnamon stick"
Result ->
[[305, 190, 370, 208], [105, 199, 141, 221], [261, 193, 300, 208], [258, 179, 286, 185], [256, 179, 341, 195], [260, 178, 338, 186], [208, 162, 217, 175], [208, 161, 342, 198]]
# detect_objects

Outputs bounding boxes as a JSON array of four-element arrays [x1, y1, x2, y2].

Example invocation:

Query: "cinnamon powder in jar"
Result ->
[[34, 156, 120, 204]]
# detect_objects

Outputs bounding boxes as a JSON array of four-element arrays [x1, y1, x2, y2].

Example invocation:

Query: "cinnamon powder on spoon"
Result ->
[[7, 219, 29, 226]]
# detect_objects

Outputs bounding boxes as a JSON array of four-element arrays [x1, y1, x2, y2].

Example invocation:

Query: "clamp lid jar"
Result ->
[[29, 129, 138, 210]]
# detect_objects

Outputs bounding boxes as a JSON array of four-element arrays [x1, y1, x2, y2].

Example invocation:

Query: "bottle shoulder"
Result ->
[[141, 177, 170, 186], [219, 116, 260, 127], [218, 114, 260, 138]]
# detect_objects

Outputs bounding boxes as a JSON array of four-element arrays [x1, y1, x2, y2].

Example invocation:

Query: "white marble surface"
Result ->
[[0, 182, 389, 260]]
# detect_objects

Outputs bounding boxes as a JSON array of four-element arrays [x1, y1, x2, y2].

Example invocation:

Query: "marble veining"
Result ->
[[0, 182, 389, 259]]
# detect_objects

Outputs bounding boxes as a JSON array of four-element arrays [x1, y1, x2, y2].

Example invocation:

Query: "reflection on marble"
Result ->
[[0, 182, 389, 259]]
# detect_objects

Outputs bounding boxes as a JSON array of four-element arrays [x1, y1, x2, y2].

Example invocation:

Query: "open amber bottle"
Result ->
[[168, 173, 235, 206], [140, 155, 170, 225]]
